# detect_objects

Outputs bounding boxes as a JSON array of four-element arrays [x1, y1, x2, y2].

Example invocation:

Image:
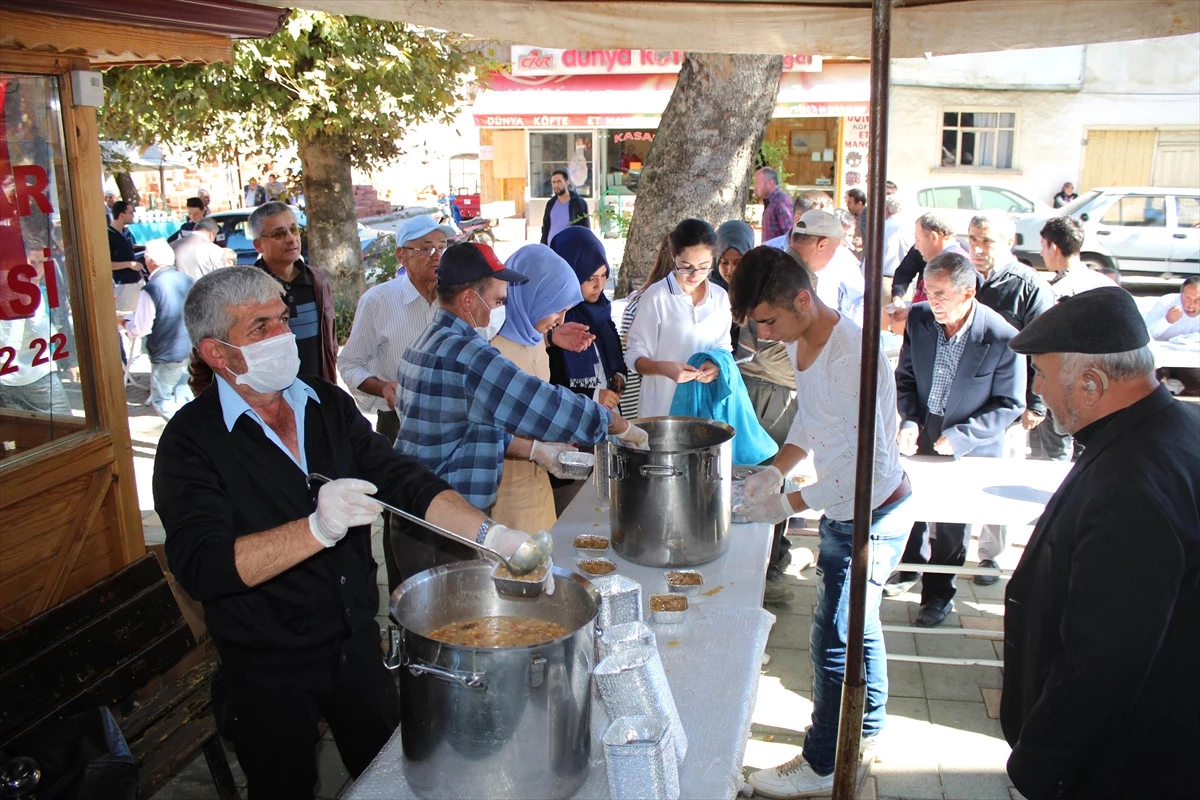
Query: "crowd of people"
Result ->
[[124, 172, 1197, 799]]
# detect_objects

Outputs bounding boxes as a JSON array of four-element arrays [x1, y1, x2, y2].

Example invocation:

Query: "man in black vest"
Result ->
[[122, 238, 195, 419]]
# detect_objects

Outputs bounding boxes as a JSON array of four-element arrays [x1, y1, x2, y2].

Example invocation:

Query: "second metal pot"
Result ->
[[608, 417, 734, 567]]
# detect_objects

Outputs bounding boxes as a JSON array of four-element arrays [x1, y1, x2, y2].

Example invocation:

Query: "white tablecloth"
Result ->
[[899, 455, 1073, 526], [345, 489, 777, 800], [1150, 339, 1200, 370]]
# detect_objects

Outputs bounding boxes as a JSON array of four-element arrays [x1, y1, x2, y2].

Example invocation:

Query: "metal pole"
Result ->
[[832, 0, 892, 797]]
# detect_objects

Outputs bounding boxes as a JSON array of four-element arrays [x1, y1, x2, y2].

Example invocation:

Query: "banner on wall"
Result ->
[[513, 47, 822, 76], [840, 115, 870, 197]]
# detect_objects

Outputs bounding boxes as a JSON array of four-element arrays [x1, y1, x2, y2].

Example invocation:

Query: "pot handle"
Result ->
[[404, 658, 488, 690], [704, 451, 723, 481], [639, 464, 684, 478]]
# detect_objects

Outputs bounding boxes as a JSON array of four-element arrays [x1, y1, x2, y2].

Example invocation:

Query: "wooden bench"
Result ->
[[0, 553, 238, 799]]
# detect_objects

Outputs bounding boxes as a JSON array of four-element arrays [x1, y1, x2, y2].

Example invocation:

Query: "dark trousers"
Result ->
[[898, 414, 968, 605], [1029, 409, 1074, 461], [212, 625, 400, 799], [386, 509, 481, 594]]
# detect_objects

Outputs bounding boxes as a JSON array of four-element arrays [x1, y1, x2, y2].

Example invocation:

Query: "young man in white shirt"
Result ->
[[730, 245, 914, 798]]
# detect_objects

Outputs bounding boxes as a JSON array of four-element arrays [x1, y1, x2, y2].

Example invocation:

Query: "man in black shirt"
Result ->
[[966, 212, 1054, 584], [156, 266, 542, 798], [107, 200, 143, 287]]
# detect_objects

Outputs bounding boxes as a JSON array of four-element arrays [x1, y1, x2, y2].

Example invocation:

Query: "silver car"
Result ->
[[1013, 186, 1200, 276]]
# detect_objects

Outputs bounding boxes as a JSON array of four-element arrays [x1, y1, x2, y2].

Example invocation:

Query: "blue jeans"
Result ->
[[150, 360, 191, 420], [802, 491, 914, 775]]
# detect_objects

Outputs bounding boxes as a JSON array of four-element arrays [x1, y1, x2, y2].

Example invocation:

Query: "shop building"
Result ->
[[471, 48, 871, 238]]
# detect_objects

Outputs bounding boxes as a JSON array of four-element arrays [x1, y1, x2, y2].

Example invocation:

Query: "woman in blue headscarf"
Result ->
[[490, 244, 585, 532], [547, 226, 627, 409]]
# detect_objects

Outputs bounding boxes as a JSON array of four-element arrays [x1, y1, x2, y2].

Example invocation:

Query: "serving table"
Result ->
[[345, 488, 776, 800]]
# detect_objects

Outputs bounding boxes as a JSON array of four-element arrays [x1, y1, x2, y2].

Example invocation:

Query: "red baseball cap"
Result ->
[[437, 242, 529, 286]]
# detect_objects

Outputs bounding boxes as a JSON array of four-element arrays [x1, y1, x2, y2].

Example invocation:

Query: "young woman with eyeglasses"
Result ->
[[623, 218, 733, 418]]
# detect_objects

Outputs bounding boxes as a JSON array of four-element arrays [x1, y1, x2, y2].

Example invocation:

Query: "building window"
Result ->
[[529, 132, 593, 198], [941, 111, 1016, 169], [604, 129, 654, 193]]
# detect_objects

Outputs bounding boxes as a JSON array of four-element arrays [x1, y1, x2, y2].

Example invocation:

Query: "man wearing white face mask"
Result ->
[[393, 243, 649, 586], [154, 267, 544, 797]]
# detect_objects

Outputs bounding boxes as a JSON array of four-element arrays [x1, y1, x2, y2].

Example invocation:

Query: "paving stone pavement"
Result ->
[[132, 376, 1028, 799]]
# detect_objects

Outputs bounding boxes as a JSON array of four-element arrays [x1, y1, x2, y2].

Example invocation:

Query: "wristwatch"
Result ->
[[476, 517, 498, 545]]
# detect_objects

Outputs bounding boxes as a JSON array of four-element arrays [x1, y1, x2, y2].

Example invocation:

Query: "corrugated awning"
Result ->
[[473, 64, 870, 128]]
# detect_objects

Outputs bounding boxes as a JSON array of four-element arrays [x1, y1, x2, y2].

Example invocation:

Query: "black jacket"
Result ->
[[1002, 384, 1200, 799], [976, 258, 1054, 415], [155, 376, 451, 683], [540, 191, 590, 245]]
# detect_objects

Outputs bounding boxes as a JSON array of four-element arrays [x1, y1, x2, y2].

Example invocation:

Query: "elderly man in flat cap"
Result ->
[[1001, 286, 1199, 800]]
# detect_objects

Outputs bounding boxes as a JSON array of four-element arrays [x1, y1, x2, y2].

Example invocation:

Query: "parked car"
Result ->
[[207, 208, 393, 270], [1012, 186, 1200, 276], [910, 182, 1053, 235]]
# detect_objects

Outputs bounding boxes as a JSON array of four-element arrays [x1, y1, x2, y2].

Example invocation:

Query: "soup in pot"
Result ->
[[427, 615, 571, 647]]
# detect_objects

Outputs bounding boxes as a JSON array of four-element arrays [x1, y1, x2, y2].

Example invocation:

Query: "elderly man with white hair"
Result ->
[[123, 237, 195, 419]]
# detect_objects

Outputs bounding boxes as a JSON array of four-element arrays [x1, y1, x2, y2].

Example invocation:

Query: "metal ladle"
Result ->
[[306, 473, 553, 598]]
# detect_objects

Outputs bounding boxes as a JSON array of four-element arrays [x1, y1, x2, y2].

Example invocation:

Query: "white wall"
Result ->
[[885, 34, 1200, 204], [351, 106, 479, 206]]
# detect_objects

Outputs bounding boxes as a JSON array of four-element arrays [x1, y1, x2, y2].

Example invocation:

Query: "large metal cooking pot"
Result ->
[[608, 416, 734, 567], [391, 561, 599, 800]]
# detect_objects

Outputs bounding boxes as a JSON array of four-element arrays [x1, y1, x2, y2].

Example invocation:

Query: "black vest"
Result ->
[[143, 268, 194, 364]]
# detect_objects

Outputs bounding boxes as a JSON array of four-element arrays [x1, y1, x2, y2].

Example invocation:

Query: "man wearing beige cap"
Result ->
[[787, 209, 865, 325], [1002, 286, 1199, 800]]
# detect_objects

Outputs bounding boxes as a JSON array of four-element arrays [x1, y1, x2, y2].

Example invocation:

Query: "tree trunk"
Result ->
[[618, 53, 782, 296], [114, 172, 140, 206], [297, 134, 363, 307]]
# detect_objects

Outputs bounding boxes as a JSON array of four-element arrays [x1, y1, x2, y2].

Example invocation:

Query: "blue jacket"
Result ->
[[895, 301, 1025, 458], [669, 349, 779, 466]]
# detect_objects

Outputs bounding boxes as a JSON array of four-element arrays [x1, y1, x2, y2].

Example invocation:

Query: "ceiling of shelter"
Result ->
[[247, 0, 1199, 59]]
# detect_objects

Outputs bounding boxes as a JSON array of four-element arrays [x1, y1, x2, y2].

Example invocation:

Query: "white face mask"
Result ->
[[471, 291, 506, 341], [220, 332, 300, 393]]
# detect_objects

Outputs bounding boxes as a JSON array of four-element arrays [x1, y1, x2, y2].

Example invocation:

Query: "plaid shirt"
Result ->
[[927, 301, 976, 416], [395, 309, 612, 509], [762, 187, 795, 243]]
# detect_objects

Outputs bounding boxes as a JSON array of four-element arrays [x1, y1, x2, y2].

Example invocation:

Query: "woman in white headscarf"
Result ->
[[489, 244, 586, 533]]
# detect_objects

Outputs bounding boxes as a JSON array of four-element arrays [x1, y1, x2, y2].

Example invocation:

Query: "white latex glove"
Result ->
[[309, 478, 383, 548], [742, 465, 784, 504], [615, 422, 650, 451], [530, 440, 580, 479], [737, 492, 794, 525], [484, 525, 556, 595]]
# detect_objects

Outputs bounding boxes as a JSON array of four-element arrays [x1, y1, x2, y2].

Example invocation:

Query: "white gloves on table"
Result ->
[[742, 465, 784, 504], [530, 440, 580, 479], [309, 478, 383, 548], [739, 492, 795, 525], [615, 422, 650, 450]]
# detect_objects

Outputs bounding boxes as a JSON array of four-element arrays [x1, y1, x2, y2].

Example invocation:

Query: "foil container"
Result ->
[[573, 535, 611, 559], [603, 715, 681, 800], [595, 645, 688, 761], [592, 573, 643, 631], [731, 464, 770, 524], [648, 594, 689, 625], [558, 450, 595, 480], [596, 620, 657, 664], [664, 570, 704, 597]]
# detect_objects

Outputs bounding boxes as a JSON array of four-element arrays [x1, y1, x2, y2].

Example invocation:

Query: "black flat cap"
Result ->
[[1010, 286, 1149, 355]]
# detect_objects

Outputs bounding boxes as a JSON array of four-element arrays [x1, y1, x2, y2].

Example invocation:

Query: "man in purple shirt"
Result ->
[[755, 167, 794, 243]]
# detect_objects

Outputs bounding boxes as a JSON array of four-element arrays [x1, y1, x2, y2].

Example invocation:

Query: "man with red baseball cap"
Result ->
[[390, 243, 648, 584]]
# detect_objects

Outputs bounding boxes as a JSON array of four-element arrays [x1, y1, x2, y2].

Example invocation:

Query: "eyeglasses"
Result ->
[[674, 260, 713, 277], [260, 224, 301, 240], [401, 245, 448, 257]]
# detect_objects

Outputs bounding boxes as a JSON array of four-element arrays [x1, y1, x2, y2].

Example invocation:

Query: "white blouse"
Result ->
[[623, 273, 733, 418]]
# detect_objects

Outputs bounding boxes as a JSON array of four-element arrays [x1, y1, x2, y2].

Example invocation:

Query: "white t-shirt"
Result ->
[[785, 316, 904, 521], [624, 274, 732, 418]]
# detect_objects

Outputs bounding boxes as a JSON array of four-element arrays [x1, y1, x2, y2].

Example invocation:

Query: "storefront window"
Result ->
[[529, 132, 593, 197], [603, 129, 654, 193], [0, 73, 91, 461]]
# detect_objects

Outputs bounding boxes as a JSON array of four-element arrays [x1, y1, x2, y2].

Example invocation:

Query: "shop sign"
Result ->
[[475, 114, 662, 129], [612, 131, 654, 144], [512, 47, 821, 76], [840, 115, 871, 190]]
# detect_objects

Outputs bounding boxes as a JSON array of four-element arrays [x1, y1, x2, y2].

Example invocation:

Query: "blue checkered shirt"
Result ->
[[927, 302, 975, 416], [394, 309, 612, 509]]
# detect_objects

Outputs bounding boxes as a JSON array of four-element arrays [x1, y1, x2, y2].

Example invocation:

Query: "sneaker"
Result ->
[[973, 559, 1000, 586], [748, 754, 833, 799], [882, 572, 919, 598], [763, 581, 795, 605]]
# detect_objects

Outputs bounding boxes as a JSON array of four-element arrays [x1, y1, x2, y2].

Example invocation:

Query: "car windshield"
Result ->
[[1059, 190, 1102, 216]]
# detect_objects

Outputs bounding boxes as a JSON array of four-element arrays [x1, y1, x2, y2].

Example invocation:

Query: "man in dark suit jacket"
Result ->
[[889, 251, 1025, 626], [1001, 287, 1198, 800]]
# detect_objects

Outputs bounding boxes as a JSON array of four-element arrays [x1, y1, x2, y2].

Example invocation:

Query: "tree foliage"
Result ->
[[100, 11, 487, 166]]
